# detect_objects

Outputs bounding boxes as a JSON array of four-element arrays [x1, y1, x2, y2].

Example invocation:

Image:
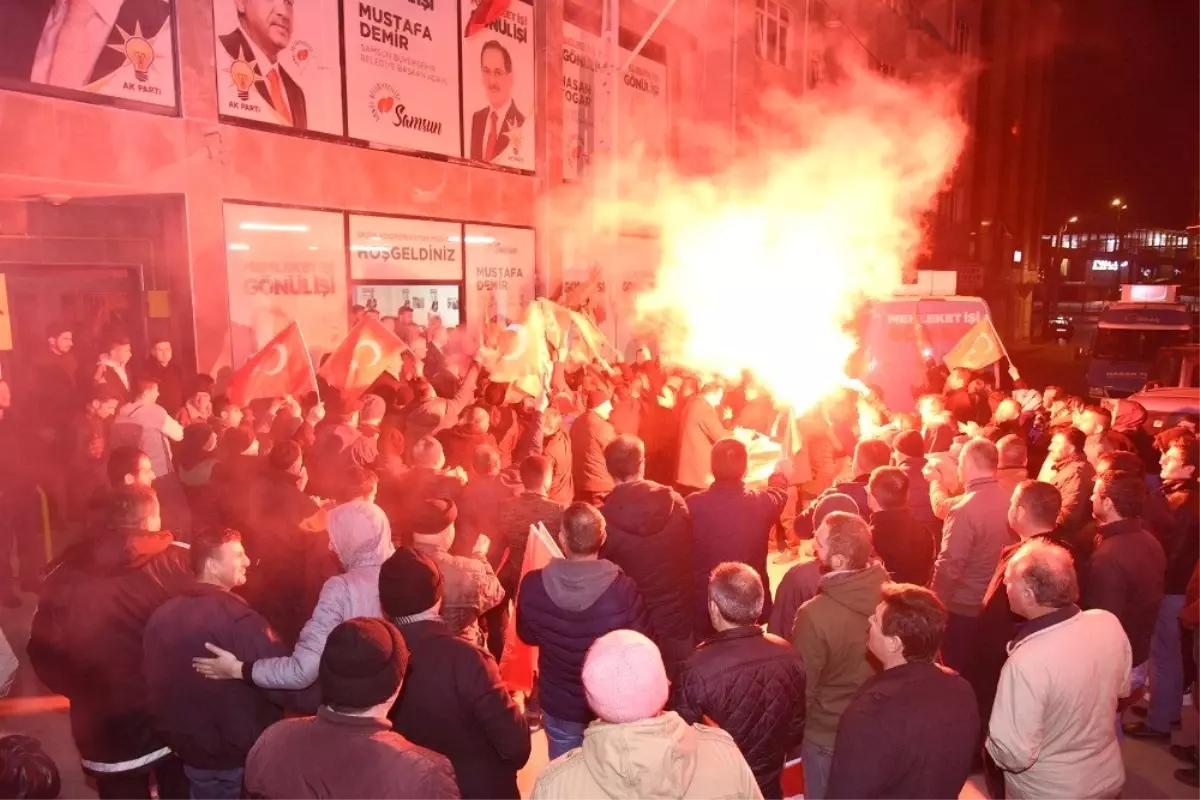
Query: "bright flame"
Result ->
[[612, 67, 966, 413]]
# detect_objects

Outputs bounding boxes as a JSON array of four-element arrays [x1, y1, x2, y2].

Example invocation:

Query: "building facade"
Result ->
[[0, 0, 1011, 384]]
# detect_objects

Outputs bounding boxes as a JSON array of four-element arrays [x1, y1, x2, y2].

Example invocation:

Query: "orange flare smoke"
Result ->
[[624, 67, 967, 413]]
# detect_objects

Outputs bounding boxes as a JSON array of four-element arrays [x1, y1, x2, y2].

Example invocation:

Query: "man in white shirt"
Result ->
[[987, 539, 1131, 800], [469, 40, 525, 162], [218, 0, 308, 128], [113, 377, 184, 478]]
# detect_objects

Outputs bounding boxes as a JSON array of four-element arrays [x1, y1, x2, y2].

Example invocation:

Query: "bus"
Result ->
[[1086, 302, 1197, 398]]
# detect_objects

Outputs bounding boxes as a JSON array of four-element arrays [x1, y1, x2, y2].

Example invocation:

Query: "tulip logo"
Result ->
[[289, 40, 315, 77], [369, 83, 399, 123]]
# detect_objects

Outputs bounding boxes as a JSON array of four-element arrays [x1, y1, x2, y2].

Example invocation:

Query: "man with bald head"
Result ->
[[931, 437, 1018, 672], [987, 539, 1131, 799]]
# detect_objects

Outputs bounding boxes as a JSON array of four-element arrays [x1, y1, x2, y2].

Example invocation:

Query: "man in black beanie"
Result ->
[[410, 497, 504, 647], [244, 618, 459, 799], [382, 548, 530, 798]]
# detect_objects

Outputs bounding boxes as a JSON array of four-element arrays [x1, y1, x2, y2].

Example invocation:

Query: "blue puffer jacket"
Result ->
[[516, 558, 651, 722]]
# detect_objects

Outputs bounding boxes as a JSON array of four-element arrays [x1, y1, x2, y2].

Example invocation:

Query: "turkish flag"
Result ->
[[499, 522, 563, 693], [464, 0, 511, 37], [488, 302, 551, 398], [943, 316, 1005, 370], [318, 317, 406, 399], [226, 322, 315, 407]]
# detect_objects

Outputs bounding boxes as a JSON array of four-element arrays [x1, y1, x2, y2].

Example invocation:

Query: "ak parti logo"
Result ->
[[369, 83, 399, 122]]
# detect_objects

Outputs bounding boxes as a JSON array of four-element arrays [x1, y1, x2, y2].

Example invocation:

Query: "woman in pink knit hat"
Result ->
[[531, 630, 764, 800]]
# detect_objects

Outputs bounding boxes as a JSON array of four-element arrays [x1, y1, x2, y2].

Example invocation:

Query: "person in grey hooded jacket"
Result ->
[[193, 499, 395, 694]]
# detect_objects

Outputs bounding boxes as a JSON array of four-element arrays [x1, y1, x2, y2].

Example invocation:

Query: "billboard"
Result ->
[[344, 0, 462, 155], [461, 0, 535, 171], [0, 0, 179, 109], [348, 215, 464, 282], [464, 224, 535, 329], [212, 0, 344, 134]]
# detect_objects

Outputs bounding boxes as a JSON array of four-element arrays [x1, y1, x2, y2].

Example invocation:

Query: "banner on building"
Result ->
[[349, 215, 464, 282], [212, 0, 344, 134], [561, 233, 659, 357], [561, 23, 598, 182], [344, 0, 461, 155], [464, 224, 535, 330], [223, 203, 348, 366], [618, 48, 668, 164], [353, 284, 461, 327], [461, 0, 535, 171], [0, 0, 179, 109]]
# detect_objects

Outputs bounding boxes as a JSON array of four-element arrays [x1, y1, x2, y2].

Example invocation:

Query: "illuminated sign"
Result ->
[[1091, 259, 1127, 272]]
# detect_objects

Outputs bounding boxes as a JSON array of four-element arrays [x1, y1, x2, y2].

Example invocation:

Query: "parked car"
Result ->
[[1125, 344, 1200, 433]]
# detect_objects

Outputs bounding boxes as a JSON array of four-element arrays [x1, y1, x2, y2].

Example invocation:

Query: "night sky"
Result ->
[[1045, 0, 1199, 231]]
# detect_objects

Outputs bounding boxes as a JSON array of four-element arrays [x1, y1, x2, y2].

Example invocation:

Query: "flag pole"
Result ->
[[293, 321, 321, 397]]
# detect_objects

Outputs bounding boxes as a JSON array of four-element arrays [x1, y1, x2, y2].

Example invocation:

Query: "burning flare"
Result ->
[[623, 67, 967, 413]]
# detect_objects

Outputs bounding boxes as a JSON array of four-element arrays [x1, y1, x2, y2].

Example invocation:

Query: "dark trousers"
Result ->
[[484, 587, 512, 663], [94, 755, 189, 800], [773, 486, 804, 551], [0, 488, 45, 591], [941, 612, 980, 674]]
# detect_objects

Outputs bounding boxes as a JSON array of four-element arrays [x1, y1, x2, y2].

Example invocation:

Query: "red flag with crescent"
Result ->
[[464, 0, 511, 37], [226, 322, 315, 407], [319, 316, 407, 399], [943, 316, 1005, 371]]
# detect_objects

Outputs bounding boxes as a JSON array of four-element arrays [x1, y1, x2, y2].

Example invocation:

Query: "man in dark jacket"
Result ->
[[867, 466, 937, 586], [826, 584, 979, 799], [379, 437, 464, 546], [891, 430, 937, 531], [600, 435, 695, 675], [403, 363, 481, 456], [675, 383, 727, 496], [438, 406, 498, 472], [794, 438, 891, 539], [29, 321, 79, 438], [687, 438, 788, 640], [570, 387, 617, 505], [144, 528, 304, 799], [381, 547, 530, 798], [674, 563, 805, 798], [542, 407, 574, 505], [1041, 426, 1096, 534], [1128, 437, 1200, 739], [487, 455, 566, 660], [141, 339, 186, 416], [1085, 470, 1165, 687], [28, 486, 193, 798], [516, 502, 652, 759]]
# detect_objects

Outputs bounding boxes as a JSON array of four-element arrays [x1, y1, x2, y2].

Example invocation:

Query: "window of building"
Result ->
[[953, 17, 970, 55], [755, 0, 791, 67]]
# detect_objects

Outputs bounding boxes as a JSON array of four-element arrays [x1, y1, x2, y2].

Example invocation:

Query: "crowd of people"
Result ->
[[0, 309, 1196, 800]]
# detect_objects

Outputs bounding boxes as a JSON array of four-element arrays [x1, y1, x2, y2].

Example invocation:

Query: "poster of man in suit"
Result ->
[[0, 0, 178, 108], [212, 0, 343, 135], [461, 0, 534, 170]]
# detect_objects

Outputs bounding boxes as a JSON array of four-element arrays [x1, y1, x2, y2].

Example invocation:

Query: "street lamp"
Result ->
[[1111, 198, 1129, 281]]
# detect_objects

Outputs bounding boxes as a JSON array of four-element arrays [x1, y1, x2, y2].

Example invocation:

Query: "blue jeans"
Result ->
[[183, 765, 244, 800], [543, 712, 587, 761], [800, 740, 834, 800], [1148, 595, 1187, 732]]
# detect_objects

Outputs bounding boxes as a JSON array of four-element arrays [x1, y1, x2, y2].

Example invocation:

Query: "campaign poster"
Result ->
[[0, 0, 178, 108], [348, 215, 463, 282], [464, 224, 535, 331], [212, 0, 343, 135], [344, 0, 461, 155], [561, 23, 598, 182], [460, 0, 535, 170], [560, 233, 659, 356], [618, 47, 668, 164], [354, 284, 461, 327], [223, 203, 348, 365]]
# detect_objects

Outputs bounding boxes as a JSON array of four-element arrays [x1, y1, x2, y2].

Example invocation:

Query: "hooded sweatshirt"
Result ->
[[516, 558, 651, 722], [531, 712, 762, 800], [600, 480, 695, 669], [792, 562, 888, 747], [249, 501, 395, 690]]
